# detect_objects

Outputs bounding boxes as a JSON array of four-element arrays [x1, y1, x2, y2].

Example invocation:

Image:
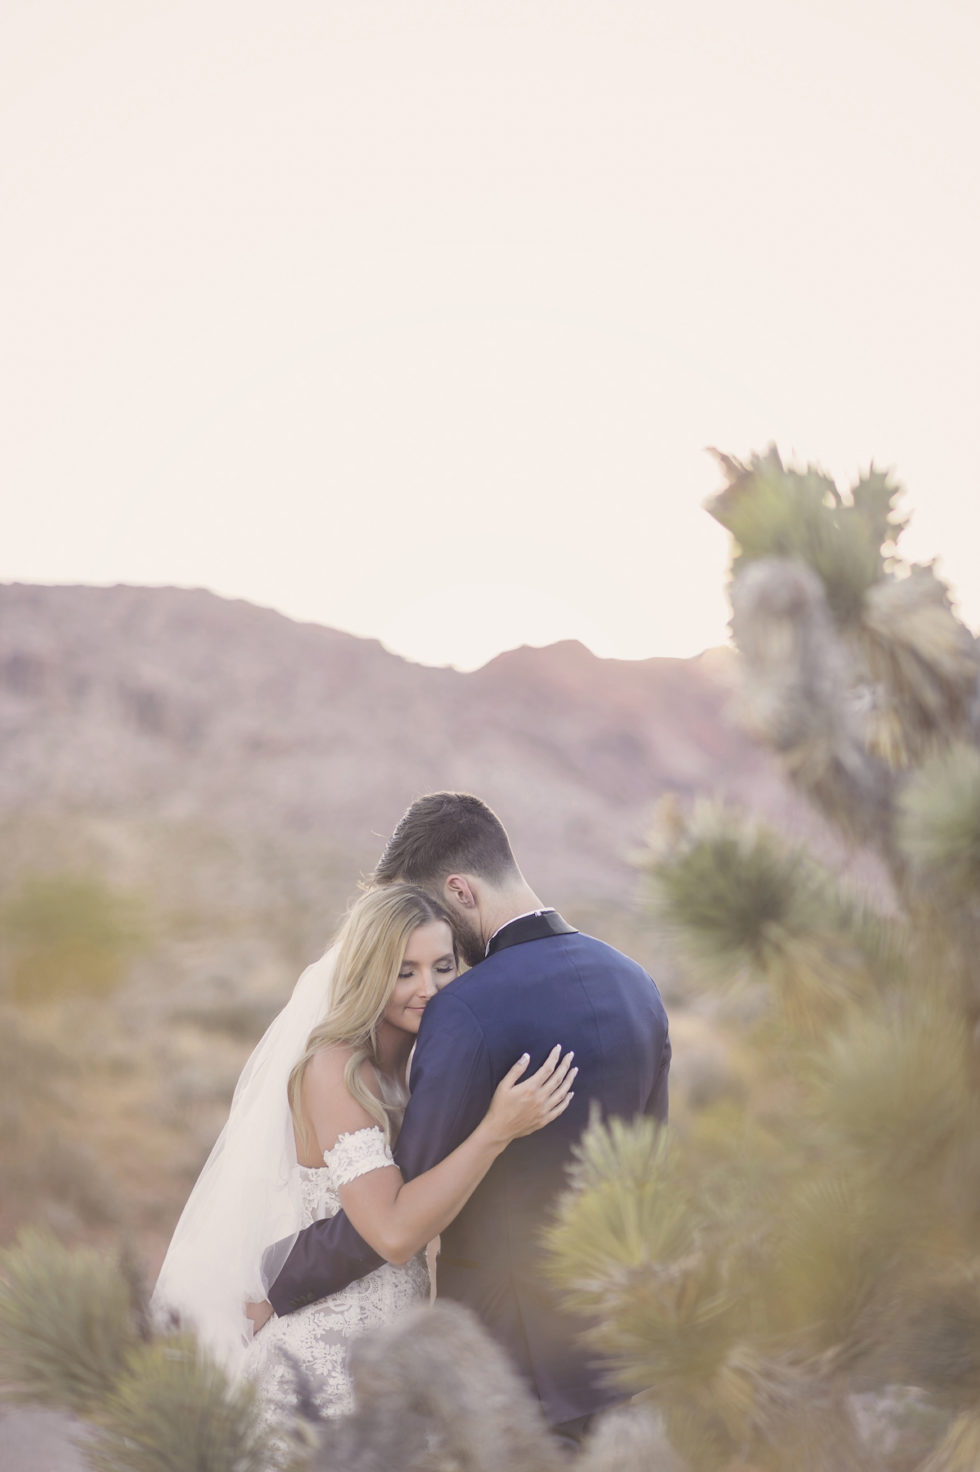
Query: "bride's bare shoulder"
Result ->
[[303, 1044, 381, 1100], [298, 1044, 383, 1157], [304, 1041, 356, 1077]]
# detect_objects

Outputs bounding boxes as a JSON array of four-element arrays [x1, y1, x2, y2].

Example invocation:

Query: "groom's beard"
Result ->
[[454, 916, 486, 970]]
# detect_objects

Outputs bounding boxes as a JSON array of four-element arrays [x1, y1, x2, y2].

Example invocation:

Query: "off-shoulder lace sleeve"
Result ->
[[324, 1126, 396, 1188]]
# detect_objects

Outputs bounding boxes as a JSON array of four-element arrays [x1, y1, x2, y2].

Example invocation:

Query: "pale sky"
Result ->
[[3, 0, 978, 670]]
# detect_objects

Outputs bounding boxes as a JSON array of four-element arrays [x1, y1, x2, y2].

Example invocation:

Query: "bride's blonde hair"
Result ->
[[288, 884, 455, 1150]]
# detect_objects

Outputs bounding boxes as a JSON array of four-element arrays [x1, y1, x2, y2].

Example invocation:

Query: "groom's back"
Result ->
[[423, 928, 669, 1425]]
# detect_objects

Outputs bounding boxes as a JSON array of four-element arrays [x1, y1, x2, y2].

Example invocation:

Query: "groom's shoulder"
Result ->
[[570, 930, 663, 986], [420, 931, 663, 1039], [455, 928, 653, 987], [571, 929, 640, 963], [541, 925, 649, 969]]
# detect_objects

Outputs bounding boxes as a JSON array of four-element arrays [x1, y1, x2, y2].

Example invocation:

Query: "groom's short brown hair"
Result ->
[[373, 792, 520, 887]]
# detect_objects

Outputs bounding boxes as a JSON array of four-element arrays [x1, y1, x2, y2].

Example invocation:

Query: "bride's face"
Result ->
[[382, 920, 457, 1036]]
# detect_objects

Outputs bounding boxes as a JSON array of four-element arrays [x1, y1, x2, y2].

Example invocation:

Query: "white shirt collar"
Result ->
[[485, 908, 556, 957]]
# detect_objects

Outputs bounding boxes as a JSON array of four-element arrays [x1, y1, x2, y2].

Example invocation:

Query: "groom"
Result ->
[[266, 791, 671, 1443]]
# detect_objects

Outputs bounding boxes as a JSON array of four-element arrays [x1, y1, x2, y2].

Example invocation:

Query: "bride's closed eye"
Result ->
[[398, 957, 457, 981]]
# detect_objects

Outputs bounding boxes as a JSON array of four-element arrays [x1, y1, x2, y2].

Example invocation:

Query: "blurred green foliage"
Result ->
[[0, 1231, 284, 1472], [547, 448, 980, 1471], [708, 446, 905, 627], [0, 872, 149, 1003], [898, 744, 980, 902], [0, 1229, 141, 1414], [86, 1336, 278, 1472], [0, 1010, 122, 1240]]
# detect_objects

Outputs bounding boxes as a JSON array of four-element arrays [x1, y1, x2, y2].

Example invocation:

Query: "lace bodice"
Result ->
[[245, 1125, 429, 1427], [296, 1126, 397, 1222]]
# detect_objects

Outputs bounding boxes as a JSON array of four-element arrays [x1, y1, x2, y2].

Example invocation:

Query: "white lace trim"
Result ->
[[325, 1126, 396, 1188], [243, 1123, 427, 1429]]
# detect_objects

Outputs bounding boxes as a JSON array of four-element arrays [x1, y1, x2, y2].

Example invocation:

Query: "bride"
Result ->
[[153, 883, 574, 1425]]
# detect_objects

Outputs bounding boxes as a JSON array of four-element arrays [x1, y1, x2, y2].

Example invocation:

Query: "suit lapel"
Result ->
[[486, 910, 578, 956]]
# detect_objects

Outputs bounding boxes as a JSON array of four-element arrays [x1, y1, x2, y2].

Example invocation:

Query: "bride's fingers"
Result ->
[[502, 1051, 532, 1086], [545, 1089, 575, 1121], [541, 1052, 576, 1096], [534, 1063, 577, 1125], [526, 1043, 562, 1086], [547, 1068, 577, 1108], [560, 1064, 579, 1095]]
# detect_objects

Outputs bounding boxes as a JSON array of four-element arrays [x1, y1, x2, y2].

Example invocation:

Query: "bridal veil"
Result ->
[[152, 946, 337, 1375]]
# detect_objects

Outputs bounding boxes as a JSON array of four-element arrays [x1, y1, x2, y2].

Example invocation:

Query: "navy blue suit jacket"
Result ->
[[267, 916, 670, 1426]]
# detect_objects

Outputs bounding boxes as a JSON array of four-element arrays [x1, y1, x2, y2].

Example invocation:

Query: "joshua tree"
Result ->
[[5, 448, 980, 1471], [547, 448, 980, 1471]]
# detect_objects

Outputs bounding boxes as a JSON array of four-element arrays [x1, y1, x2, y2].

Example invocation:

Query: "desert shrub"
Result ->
[[1, 871, 149, 1003], [85, 1335, 279, 1472], [0, 1007, 76, 1144], [0, 1230, 141, 1414]]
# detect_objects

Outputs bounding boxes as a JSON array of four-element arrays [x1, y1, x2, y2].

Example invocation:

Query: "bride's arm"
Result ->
[[305, 1044, 575, 1267]]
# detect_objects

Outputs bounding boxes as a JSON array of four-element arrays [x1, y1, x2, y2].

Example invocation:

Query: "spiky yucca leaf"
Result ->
[[764, 1172, 889, 1352], [660, 1397, 735, 1472], [646, 804, 876, 1028], [647, 806, 818, 972], [706, 446, 903, 627], [850, 465, 911, 557], [85, 1335, 281, 1472], [816, 1000, 972, 1184], [547, 1113, 688, 1290], [860, 569, 979, 766], [898, 743, 980, 902], [0, 1230, 140, 1414], [546, 1114, 740, 1399], [683, 1097, 784, 1199], [729, 556, 897, 850], [708, 1342, 856, 1463], [575, 1253, 739, 1402], [764, 1388, 870, 1472]]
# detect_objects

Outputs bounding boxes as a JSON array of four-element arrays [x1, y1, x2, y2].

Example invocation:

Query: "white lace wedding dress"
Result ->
[[243, 1125, 430, 1424]]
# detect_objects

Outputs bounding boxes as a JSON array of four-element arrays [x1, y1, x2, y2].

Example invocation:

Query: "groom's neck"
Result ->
[[482, 879, 546, 942]]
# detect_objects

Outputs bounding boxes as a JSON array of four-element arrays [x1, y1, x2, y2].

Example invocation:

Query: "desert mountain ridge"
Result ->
[[0, 580, 872, 1272], [0, 580, 808, 908]]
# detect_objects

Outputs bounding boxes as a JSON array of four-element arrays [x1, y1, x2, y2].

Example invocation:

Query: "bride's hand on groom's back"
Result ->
[[482, 1045, 577, 1146], [246, 1299, 274, 1336]]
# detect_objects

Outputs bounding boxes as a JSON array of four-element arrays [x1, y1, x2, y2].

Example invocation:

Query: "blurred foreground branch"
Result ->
[[545, 449, 980, 1471], [0, 1232, 681, 1471]]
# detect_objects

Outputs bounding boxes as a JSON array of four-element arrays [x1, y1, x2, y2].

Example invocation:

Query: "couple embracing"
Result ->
[[154, 792, 671, 1453]]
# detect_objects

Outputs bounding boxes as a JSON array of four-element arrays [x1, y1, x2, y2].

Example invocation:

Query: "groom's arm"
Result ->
[[266, 992, 491, 1317]]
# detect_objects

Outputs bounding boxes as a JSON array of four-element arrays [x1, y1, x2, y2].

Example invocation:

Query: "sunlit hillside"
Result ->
[[0, 582, 849, 1271]]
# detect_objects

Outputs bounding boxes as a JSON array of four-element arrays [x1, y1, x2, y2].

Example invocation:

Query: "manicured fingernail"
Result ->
[[520, 1052, 530, 1063], [571, 1067, 579, 1079]]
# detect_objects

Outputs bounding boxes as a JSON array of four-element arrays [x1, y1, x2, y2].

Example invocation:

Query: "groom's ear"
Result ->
[[443, 873, 478, 911]]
